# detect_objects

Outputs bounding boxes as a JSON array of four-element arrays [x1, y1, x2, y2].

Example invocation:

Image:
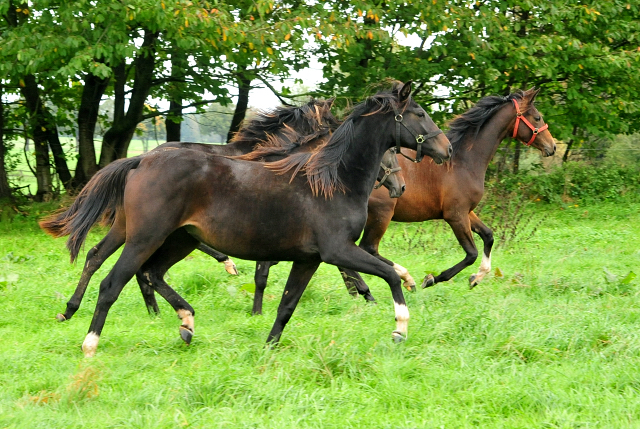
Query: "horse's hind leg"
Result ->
[[136, 228, 199, 343], [253, 261, 278, 315], [468, 211, 494, 289], [266, 260, 321, 344], [197, 243, 238, 275], [57, 221, 126, 322], [422, 214, 478, 288], [82, 237, 167, 357]]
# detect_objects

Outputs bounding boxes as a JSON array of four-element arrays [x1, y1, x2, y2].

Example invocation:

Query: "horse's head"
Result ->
[[512, 88, 556, 157], [376, 148, 405, 198], [394, 81, 452, 164]]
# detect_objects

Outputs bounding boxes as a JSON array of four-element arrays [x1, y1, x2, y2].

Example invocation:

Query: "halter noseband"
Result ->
[[512, 99, 548, 146], [374, 161, 402, 189], [393, 107, 443, 163]]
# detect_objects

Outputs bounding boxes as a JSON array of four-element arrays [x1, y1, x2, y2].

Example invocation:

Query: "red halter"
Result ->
[[512, 99, 548, 146]]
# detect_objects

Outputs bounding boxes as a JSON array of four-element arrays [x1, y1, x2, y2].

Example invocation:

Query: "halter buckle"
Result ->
[[416, 135, 425, 144], [395, 114, 403, 122]]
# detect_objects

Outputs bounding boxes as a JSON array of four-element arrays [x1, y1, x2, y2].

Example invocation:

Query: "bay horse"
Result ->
[[45, 100, 403, 323], [43, 81, 451, 357], [336, 88, 556, 297]]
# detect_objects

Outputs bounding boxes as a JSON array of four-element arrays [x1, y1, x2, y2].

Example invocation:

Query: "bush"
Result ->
[[487, 163, 640, 204]]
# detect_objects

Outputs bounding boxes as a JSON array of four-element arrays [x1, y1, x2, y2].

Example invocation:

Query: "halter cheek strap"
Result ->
[[393, 108, 443, 163], [512, 99, 549, 146], [374, 163, 402, 189]]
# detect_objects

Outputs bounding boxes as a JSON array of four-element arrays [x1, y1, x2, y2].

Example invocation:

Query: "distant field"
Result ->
[[0, 201, 638, 427], [7, 138, 225, 194]]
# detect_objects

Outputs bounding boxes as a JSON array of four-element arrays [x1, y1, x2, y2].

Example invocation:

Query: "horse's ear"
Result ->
[[526, 87, 541, 102], [325, 97, 336, 109], [399, 80, 413, 102]]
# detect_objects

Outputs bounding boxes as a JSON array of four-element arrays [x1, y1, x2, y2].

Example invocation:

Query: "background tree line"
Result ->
[[1, 0, 639, 201]]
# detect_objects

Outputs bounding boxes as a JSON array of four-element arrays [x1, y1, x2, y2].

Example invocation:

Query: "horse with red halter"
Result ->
[[42, 81, 451, 356], [335, 88, 556, 298]]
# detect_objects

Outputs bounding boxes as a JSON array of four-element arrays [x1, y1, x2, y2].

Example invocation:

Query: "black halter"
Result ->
[[393, 107, 443, 163]]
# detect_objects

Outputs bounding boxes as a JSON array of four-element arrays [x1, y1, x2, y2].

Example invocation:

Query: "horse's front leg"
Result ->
[[468, 211, 494, 289], [337, 267, 376, 302], [266, 261, 320, 344], [422, 214, 478, 288]]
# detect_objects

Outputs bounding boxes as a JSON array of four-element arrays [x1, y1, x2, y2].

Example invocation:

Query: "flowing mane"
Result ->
[[231, 99, 340, 144], [446, 90, 529, 154], [257, 84, 410, 198]]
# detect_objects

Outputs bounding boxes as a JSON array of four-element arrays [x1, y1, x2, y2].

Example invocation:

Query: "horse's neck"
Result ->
[[339, 115, 391, 198], [454, 105, 515, 178]]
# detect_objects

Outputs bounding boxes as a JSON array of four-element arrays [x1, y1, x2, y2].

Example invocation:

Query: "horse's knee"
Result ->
[[465, 248, 479, 265]]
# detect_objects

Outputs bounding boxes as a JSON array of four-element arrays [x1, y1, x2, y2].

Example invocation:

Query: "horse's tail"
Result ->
[[39, 157, 143, 262]]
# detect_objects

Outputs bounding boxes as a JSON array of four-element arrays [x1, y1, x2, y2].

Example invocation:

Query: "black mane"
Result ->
[[446, 90, 528, 153], [264, 85, 410, 198], [232, 99, 340, 144]]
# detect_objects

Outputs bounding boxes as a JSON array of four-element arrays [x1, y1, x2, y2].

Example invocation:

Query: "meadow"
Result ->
[[0, 200, 638, 428]]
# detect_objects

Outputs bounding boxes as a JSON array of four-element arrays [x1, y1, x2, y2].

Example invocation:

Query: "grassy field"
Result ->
[[0, 201, 639, 428]]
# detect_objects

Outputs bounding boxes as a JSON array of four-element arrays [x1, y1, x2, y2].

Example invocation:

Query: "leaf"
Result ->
[[240, 283, 256, 294], [494, 267, 504, 278], [620, 272, 636, 285]]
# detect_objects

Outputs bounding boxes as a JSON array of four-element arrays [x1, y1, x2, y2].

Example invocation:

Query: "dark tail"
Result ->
[[39, 157, 143, 262]]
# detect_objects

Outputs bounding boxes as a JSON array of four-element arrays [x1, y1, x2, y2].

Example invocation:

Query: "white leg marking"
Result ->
[[224, 259, 238, 275], [82, 332, 100, 358], [393, 263, 408, 278], [393, 302, 410, 337], [177, 309, 194, 332], [394, 263, 416, 289], [472, 251, 492, 284], [479, 251, 492, 274]]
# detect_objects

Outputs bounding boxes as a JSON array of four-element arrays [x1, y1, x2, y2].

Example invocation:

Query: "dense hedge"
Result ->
[[487, 163, 640, 204]]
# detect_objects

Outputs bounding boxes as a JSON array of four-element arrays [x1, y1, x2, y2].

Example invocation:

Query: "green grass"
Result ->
[[0, 201, 639, 428]]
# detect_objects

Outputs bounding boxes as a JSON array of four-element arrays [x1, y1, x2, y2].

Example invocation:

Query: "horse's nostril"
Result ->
[[553, 143, 557, 152], [401, 185, 406, 192], [448, 145, 453, 157]]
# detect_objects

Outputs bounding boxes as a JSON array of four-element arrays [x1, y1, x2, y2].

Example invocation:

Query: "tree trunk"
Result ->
[[166, 47, 186, 142], [512, 140, 521, 174], [75, 72, 110, 186], [562, 125, 579, 164], [226, 69, 252, 142], [20, 75, 52, 201], [0, 85, 12, 199], [99, 31, 158, 167]]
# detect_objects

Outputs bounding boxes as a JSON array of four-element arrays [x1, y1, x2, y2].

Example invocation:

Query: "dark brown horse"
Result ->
[[42, 81, 452, 356], [336, 88, 556, 297], [47, 100, 403, 323]]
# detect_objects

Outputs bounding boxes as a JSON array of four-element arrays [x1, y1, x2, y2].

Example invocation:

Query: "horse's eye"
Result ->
[[417, 111, 425, 118], [535, 116, 541, 121]]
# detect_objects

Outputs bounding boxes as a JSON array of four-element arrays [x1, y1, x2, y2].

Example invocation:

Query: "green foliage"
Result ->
[[488, 162, 640, 204]]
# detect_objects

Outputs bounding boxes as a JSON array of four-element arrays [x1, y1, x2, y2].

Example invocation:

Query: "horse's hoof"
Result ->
[[55, 313, 67, 322], [179, 326, 193, 345], [224, 259, 239, 275], [392, 331, 406, 343], [363, 293, 377, 303], [421, 274, 436, 288], [404, 282, 417, 292], [469, 274, 479, 289]]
